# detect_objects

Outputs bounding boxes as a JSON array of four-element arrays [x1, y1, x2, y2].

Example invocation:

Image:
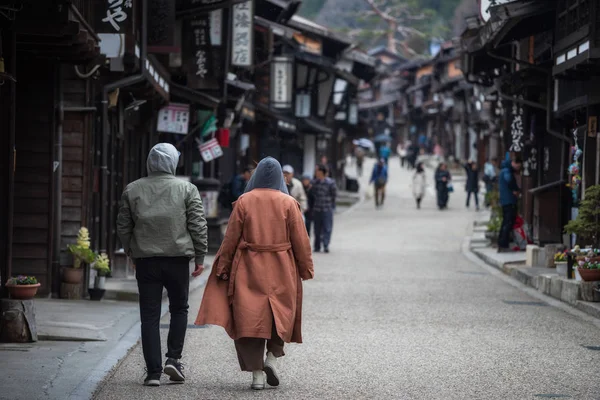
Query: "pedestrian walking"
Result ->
[[412, 162, 426, 209], [116, 143, 208, 387], [463, 160, 480, 211], [355, 146, 365, 177], [483, 158, 498, 207], [219, 166, 252, 210], [370, 158, 388, 208], [312, 164, 337, 253], [195, 157, 314, 391], [435, 162, 451, 210], [397, 142, 407, 168], [282, 165, 308, 212], [498, 153, 522, 253], [379, 143, 391, 165], [301, 174, 314, 236]]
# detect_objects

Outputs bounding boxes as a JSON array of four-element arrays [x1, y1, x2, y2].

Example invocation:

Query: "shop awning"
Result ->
[[295, 51, 360, 86], [299, 117, 332, 135], [171, 83, 220, 109]]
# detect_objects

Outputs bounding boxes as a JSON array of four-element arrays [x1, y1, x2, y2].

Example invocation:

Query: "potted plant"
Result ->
[[554, 251, 569, 277], [565, 185, 600, 249], [64, 227, 96, 284], [89, 253, 110, 301], [5, 275, 40, 300], [485, 216, 501, 242], [577, 259, 600, 282]]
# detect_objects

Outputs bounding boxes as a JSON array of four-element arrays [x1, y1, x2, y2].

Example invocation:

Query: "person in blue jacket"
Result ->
[[497, 152, 522, 252], [370, 158, 389, 208], [379, 143, 391, 165]]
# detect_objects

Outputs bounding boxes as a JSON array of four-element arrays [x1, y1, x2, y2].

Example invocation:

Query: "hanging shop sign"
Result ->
[[231, 0, 254, 67], [148, 0, 178, 53], [509, 99, 524, 152], [295, 93, 311, 117], [271, 56, 293, 109], [198, 138, 224, 162], [157, 103, 190, 135], [210, 9, 223, 46], [183, 15, 217, 89], [588, 116, 597, 138], [348, 101, 358, 125], [96, 0, 134, 33], [479, 0, 515, 22]]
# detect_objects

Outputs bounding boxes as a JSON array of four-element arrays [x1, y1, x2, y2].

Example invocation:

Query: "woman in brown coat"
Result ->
[[196, 157, 314, 390]]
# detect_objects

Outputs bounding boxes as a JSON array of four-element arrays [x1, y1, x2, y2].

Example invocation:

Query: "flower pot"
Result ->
[[555, 262, 569, 278], [6, 283, 40, 300], [62, 267, 83, 284], [88, 288, 105, 301], [94, 276, 106, 290], [578, 268, 600, 282]]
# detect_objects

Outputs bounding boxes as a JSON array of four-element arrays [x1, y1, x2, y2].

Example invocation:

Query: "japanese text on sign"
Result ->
[[509, 99, 524, 152], [210, 10, 223, 46], [272, 59, 290, 108], [191, 18, 209, 78], [197, 138, 223, 162], [101, 0, 133, 32], [231, 1, 253, 67], [157, 103, 190, 135]]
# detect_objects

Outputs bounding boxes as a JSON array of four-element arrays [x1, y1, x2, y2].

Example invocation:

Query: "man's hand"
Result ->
[[191, 264, 205, 277]]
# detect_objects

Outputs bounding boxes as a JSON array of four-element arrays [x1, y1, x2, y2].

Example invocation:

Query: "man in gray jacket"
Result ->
[[117, 143, 208, 387]]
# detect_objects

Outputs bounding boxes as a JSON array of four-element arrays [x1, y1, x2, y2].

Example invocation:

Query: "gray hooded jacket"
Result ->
[[117, 143, 208, 264]]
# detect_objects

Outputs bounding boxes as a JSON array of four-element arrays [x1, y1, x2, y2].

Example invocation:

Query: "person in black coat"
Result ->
[[435, 163, 451, 210], [463, 161, 480, 211]]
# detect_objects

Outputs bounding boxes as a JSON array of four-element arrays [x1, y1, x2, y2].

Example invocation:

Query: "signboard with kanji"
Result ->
[[96, 0, 134, 33], [198, 138, 224, 162], [231, 0, 254, 67], [157, 103, 190, 135]]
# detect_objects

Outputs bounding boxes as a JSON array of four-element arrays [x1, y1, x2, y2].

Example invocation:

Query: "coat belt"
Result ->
[[228, 240, 292, 301]]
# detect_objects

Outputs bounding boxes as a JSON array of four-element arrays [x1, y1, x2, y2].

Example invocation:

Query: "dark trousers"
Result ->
[[375, 184, 386, 206], [313, 210, 333, 250], [498, 204, 517, 249], [416, 196, 422, 209], [234, 318, 284, 371], [466, 190, 479, 208], [304, 212, 312, 237], [136, 257, 190, 374]]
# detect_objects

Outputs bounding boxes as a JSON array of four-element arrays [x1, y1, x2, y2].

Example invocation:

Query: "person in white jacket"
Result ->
[[412, 162, 427, 209], [282, 165, 308, 212]]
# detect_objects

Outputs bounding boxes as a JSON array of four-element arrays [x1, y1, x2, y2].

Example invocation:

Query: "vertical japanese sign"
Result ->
[[148, 0, 177, 53], [183, 15, 217, 89], [271, 56, 293, 109], [231, 0, 254, 67], [210, 9, 223, 46], [509, 98, 524, 152], [96, 0, 133, 33]]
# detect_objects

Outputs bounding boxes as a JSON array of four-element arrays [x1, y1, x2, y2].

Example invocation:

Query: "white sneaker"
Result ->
[[251, 370, 265, 390], [263, 352, 280, 387]]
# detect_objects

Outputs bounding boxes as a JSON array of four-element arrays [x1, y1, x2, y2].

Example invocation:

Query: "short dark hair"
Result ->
[[243, 166, 252, 174], [491, 157, 498, 162], [513, 157, 523, 164], [317, 164, 328, 174]]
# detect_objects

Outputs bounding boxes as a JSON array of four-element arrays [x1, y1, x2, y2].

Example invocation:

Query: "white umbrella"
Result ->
[[353, 138, 375, 151]]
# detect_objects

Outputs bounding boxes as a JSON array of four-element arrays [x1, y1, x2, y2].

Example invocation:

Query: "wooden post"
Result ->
[[0, 299, 37, 343]]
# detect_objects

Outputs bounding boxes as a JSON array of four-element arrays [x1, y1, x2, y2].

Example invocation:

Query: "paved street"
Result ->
[[95, 158, 600, 400]]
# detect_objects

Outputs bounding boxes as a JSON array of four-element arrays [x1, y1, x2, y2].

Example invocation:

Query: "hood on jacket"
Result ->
[[146, 143, 180, 175], [244, 157, 289, 195], [501, 152, 512, 169]]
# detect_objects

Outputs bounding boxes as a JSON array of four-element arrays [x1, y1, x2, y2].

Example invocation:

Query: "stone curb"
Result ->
[[469, 243, 600, 324], [462, 237, 600, 331]]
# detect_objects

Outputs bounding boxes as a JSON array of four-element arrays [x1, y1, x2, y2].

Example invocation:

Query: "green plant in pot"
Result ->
[[89, 253, 110, 301], [64, 227, 96, 284], [5, 275, 40, 300], [565, 185, 600, 249]]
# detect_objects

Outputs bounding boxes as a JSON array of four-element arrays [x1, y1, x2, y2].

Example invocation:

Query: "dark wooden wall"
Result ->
[[12, 57, 54, 295]]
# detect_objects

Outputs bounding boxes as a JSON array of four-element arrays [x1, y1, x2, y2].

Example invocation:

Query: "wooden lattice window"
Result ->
[[556, 0, 591, 41]]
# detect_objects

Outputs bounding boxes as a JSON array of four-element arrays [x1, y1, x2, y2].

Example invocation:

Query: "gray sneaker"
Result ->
[[164, 358, 185, 383], [143, 372, 161, 387]]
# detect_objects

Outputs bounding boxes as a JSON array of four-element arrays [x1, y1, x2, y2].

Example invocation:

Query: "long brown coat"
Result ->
[[195, 189, 314, 343]]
